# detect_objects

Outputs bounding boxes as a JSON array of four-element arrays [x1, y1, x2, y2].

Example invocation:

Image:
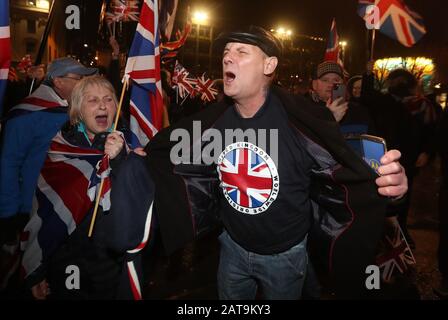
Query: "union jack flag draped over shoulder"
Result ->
[[125, 0, 163, 148], [0, 0, 11, 116], [358, 0, 426, 47], [21, 132, 116, 279]]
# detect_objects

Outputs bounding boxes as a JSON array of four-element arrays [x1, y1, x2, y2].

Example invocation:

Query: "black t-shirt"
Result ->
[[211, 91, 314, 254]]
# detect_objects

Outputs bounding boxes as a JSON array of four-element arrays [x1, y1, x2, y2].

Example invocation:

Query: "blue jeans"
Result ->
[[217, 230, 308, 300]]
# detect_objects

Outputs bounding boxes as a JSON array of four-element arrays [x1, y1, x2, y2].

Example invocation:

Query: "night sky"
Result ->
[[182, 0, 448, 79], [70, 0, 447, 81]]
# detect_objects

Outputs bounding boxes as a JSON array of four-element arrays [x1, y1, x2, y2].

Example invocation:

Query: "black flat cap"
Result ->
[[214, 26, 282, 58]]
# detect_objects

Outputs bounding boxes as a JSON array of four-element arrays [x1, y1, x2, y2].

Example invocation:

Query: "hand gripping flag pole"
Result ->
[[88, 74, 130, 237]]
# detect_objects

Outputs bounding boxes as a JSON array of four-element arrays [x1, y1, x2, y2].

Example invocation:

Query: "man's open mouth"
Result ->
[[224, 71, 236, 83]]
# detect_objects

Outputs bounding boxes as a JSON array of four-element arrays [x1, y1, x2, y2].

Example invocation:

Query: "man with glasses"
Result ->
[[0, 58, 97, 251]]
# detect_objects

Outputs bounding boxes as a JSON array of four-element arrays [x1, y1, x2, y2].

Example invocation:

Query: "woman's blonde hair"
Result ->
[[69, 75, 118, 125]]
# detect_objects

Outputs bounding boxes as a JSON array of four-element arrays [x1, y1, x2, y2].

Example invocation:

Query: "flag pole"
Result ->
[[370, 28, 376, 61], [29, 0, 56, 93], [88, 76, 129, 237], [28, 78, 36, 95]]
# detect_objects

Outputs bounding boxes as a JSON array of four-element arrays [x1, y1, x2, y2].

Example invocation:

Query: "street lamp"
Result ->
[[272, 27, 293, 49], [192, 10, 209, 67], [273, 27, 292, 40]]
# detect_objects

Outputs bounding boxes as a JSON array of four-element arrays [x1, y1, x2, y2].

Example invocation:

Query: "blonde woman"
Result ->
[[22, 76, 152, 300]]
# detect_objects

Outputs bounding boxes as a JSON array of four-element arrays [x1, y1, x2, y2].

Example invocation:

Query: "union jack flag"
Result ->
[[323, 18, 347, 76], [159, 0, 178, 41], [0, 0, 11, 116], [358, 0, 426, 47], [324, 18, 341, 64], [195, 74, 218, 103], [375, 217, 416, 282], [172, 60, 196, 99], [21, 132, 117, 280], [125, 0, 163, 148], [6, 84, 68, 121], [106, 0, 140, 24], [218, 147, 274, 209], [160, 22, 191, 60]]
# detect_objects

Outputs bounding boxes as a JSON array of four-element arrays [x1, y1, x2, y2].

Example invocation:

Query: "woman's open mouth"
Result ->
[[95, 115, 108, 126]]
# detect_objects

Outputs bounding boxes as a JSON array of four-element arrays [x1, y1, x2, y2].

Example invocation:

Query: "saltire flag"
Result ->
[[125, 0, 163, 148], [0, 0, 11, 117], [358, 0, 426, 47], [375, 217, 416, 282], [195, 74, 218, 103], [20, 132, 117, 279], [172, 60, 196, 100], [324, 18, 343, 66]]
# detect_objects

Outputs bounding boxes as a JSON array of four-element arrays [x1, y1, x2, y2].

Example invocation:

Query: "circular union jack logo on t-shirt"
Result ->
[[217, 142, 279, 215]]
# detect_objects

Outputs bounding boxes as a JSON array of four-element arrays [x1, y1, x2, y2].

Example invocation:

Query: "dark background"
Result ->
[[61, 0, 447, 83]]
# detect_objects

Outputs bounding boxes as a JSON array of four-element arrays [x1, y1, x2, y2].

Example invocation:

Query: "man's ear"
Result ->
[[264, 56, 278, 76]]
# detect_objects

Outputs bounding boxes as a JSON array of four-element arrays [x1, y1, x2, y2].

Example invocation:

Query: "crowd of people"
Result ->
[[0, 26, 446, 300]]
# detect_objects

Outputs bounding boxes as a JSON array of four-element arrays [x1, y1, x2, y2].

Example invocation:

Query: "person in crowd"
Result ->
[[347, 75, 363, 101], [363, 68, 438, 248], [0, 58, 97, 247], [306, 61, 348, 122], [122, 26, 408, 299], [22, 75, 152, 299], [307, 61, 375, 135]]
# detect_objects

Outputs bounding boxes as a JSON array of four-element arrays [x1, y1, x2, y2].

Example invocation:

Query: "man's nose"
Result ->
[[223, 53, 233, 65]]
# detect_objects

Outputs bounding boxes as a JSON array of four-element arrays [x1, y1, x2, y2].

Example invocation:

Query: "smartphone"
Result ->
[[345, 134, 387, 174], [331, 83, 346, 103]]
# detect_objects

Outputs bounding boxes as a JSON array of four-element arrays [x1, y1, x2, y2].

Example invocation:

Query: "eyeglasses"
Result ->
[[61, 76, 83, 81]]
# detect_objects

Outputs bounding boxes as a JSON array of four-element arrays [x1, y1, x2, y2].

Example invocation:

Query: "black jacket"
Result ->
[[144, 86, 388, 298]]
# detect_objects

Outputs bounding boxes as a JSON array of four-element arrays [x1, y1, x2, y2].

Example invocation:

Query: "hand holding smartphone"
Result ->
[[331, 83, 346, 103]]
